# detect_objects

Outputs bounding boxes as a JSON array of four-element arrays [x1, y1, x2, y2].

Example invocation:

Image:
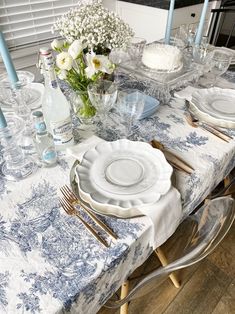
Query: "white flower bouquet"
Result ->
[[51, 0, 134, 119]]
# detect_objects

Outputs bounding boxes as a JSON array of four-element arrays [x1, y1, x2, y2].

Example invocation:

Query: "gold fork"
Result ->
[[59, 198, 109, 248], [60, 185, 118, 240]]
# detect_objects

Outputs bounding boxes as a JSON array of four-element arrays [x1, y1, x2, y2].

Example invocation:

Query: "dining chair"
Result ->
[[105, 195, 235, 313]]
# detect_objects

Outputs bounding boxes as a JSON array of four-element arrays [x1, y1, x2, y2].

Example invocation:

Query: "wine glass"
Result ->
[[200, 50, 232, 87], [109, 48, 129, 65], [127, 37, 147, 65], [210, 50, 232, 84], [117, 89, 145, 138], [88, 80, 118, 126], [192, 36, 209, 64]]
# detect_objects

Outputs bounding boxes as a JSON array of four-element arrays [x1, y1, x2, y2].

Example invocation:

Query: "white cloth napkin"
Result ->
[[174, 86, 198, 102], [67, 136, 183, 249], [174, 78, 235, 102]]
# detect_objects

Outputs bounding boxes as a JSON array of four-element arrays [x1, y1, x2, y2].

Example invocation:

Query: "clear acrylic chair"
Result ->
[[105, 195, 235, 312]]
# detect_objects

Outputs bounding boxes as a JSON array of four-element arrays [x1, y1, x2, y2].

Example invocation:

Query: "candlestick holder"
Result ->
[[0, 112, 37, 181], [10, 82, 36, 155]]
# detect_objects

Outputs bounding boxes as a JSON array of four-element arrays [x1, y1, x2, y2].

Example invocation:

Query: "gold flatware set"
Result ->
[[60, 185, 118, 248], [150, 139, 194, 175], [185, 100, 232, 143]]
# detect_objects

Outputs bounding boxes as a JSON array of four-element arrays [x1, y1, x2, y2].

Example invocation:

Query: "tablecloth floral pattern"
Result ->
[[1, 72, 235, 313]]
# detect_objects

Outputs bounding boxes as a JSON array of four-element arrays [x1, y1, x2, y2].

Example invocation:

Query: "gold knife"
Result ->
[[199, 123, 231, 143], [150, 140, 194, 175]]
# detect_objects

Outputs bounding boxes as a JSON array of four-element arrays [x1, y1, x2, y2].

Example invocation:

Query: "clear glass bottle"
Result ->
[[32, 111, 57, 167], [39, 47, 74, 150]]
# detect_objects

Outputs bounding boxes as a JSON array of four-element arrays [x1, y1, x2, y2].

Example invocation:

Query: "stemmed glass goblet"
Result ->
[[88, 80, 118, 127], [210, 50, 232, 86], [199, 50, 232, 87], [127, 37, 147, 65]]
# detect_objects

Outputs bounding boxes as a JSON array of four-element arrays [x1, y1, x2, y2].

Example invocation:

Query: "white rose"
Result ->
[[56, 52, 73, 70], [51, 39, 64, 50], [68, 40, 83, 59], [85, 52, 113, 78]]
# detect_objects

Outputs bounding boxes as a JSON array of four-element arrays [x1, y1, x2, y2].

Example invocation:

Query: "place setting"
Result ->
[[60, 136, 182, 250]]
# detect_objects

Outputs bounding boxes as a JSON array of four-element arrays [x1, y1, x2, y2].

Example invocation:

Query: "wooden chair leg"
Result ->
[[224, 175, 231, 187], [155, 247, 181, 288], [120, 280, 129, 314]]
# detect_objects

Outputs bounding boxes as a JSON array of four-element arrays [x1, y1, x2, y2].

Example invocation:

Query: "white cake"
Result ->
[[142, 43, 183, 71]]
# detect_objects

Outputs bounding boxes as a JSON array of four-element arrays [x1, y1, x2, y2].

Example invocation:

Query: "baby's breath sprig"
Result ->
[[53, 0, 134, 52]]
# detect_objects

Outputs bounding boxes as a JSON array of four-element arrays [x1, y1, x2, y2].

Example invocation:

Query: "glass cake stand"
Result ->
[[119, 54, 205, 103]]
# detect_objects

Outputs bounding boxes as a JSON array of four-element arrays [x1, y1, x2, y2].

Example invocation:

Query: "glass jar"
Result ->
[[69, 89, 96, 124]]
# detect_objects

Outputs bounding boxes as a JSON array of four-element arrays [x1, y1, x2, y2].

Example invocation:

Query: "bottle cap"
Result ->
[[0, 107, 7, 129], [32, 111, 43, 118], [39, 47, 51, 55]]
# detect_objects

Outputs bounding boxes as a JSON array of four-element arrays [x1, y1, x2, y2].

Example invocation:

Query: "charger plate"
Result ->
[[190, 88, 235, 129], [75, 139, 173, 218]]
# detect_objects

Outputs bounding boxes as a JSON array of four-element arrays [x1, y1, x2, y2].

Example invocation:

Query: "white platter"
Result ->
[[75, 139, 173, 218], [190, 88, 235, 129]]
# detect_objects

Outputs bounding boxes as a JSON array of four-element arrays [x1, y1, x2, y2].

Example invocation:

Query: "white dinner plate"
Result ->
[[190, 88, 235, 129], [75, 139, 173, 218]]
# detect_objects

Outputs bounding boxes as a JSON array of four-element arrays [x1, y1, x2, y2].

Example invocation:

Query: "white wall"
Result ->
[[102, 0, 116, 11], [116, 1, 168, 42]]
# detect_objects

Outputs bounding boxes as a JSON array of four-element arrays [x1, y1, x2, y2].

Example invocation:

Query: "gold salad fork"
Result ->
[[60, 198, 109, 248], [60, 185, 118, 240]]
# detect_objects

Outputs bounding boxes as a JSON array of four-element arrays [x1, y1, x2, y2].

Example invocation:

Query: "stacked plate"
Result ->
[[190, 88, 235, 129], [218, 47, 235, 65], [75, 139, 173, 218]]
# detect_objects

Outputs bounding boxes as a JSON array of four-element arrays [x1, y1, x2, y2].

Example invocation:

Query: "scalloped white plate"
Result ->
[[75, 139, 173, 218], [190, 88, 235, 129]]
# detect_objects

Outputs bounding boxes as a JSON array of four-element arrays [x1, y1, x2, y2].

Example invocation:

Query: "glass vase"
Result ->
[[70, 89, 96, 124]]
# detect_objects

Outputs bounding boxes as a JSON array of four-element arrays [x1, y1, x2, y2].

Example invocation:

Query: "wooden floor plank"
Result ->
[[220, 221, 235, 258], [98, 209, 235, 314], [212, 281, 235, 314], [207, 243, 235, 279], [162, 260, 232, 314]]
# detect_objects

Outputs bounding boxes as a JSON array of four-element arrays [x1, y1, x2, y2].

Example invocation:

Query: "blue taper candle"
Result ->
[[195, 0, 209, 45], [0, 107, 7, 129], [0, 31, 19, 84], [165, 0, 175, 45]]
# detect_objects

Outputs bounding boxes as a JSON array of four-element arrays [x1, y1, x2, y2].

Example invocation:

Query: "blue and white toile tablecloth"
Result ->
[[0, 73, 235, 313]]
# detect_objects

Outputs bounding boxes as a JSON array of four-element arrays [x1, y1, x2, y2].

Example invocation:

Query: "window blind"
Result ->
[[0, 0, 79, 51]]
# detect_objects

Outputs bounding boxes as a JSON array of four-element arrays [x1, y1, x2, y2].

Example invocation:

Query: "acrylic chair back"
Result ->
[[105, 196, 235, 308]]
